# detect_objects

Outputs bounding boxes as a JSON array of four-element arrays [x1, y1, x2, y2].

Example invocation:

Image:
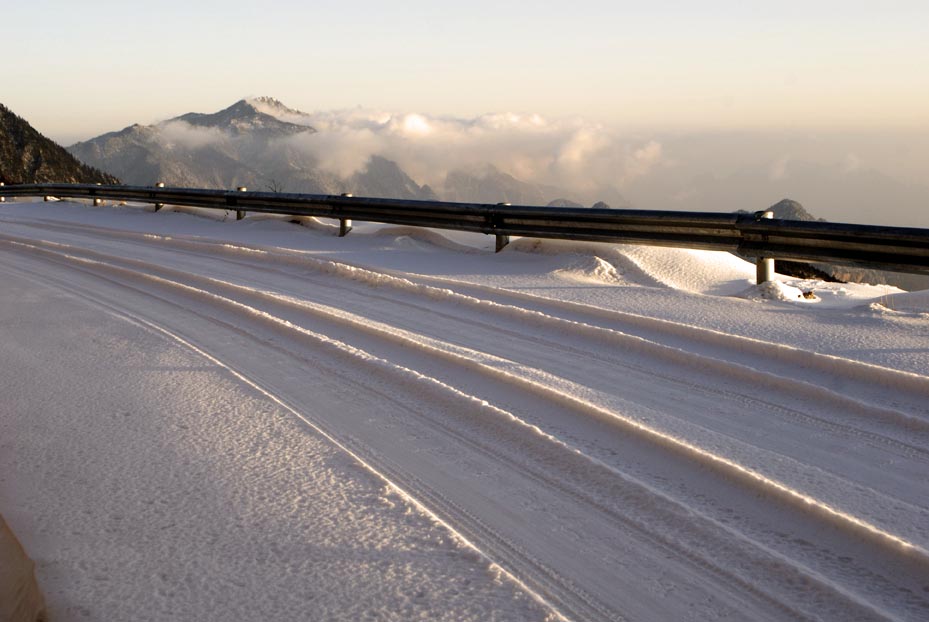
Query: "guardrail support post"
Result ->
[[154, 182, 165, 211], [494, 203, 511, 252], [755, 210, 775, 284], [0, 182, 5, 202], [236, 186, 247, 220], [339, 193, 353, 236], [92, 182, 103, 206]]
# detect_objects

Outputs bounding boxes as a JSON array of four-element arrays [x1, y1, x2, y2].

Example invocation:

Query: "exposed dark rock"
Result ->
[[347, 156, 437, 200], [175, 99, 316, 137], [443, 165, 548, 205], [547, 198, 584, 208], [774, 260, 844, 283], [736, 198, 825, 221], [0, 103, 118, 185]]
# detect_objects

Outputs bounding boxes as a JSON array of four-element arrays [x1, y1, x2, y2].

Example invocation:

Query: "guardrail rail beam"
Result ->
[[2, 183, 927, 278]]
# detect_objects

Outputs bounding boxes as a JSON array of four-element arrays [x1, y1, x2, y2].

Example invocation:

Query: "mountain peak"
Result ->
[[247, 96, 285, 107], [172, 99, 315, 136], [246, 96, 293, 113], [735, 199, 824, 222], [767, 198, 822, 221], [245, 96, 315, 127]]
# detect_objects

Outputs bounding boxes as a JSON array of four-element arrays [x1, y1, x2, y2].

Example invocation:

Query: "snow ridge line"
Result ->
[[0, 247, 571, 622], [10, 232, 929, 460], [61, 224, 929, 405], [43, 239, 929, 531], [46, 238, 929, 502], [103, 234, 929, 438], [10, 230, 929, 498], [3, 239, 618, 621], [22, 234, 929, 534], [4, 226, 925, 431], [45, 219, 929, 387], [6, 237, 927, 566], [3, 245, 898, 621], [183, 240, 929, 394], [1, 243, 651, 621], [9, 216, 927, 395]]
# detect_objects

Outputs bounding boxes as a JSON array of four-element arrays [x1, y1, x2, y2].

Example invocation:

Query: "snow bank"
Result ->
[[0, 266, 550, 621], [869, 289, 929, 314], [2, 200, 928, 620]]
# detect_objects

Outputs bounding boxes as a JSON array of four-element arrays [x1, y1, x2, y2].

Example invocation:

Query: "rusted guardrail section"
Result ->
[[1, 183, 927, 282]]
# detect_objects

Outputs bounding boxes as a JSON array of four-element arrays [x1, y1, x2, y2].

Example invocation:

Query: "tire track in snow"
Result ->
[[9, 217, 927, 427], [15, 216, 927, 406], [8, 232, 929, 530], [6, 233, 929, 541], [6, 217, 927, 466], [6, 225, 929, 513], [1, 247, 886, 622], [4, 236, 929, 620]]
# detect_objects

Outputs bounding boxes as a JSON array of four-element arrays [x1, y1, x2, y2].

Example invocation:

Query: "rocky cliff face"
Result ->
[[0, 103, 118, 185]]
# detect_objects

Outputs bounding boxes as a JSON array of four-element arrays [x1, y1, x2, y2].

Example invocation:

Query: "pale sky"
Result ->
[[5, 1, 928, 226], [5, 1, 928, 143]]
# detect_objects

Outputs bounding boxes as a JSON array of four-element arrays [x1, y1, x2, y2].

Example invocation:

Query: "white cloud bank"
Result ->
[[159, 121, 228, 150], [281, 109, 664, 195], [144, 101, 929, 226]]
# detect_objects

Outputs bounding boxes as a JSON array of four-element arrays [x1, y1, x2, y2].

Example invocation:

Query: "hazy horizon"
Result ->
[[35, 97, 927, 228], [5, 1, 927, 226]]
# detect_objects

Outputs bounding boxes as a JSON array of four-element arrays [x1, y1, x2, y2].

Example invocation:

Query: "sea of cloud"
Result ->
[[272, 110, 929, 226], [148, 102, 929, 226], [276, 109, 663, 198]]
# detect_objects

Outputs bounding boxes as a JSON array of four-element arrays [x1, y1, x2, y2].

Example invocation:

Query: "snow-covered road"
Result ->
[[2, 202, 928, 621]]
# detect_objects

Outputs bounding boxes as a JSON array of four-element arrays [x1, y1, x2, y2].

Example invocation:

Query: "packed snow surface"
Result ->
[[1, 199, 928, 621]]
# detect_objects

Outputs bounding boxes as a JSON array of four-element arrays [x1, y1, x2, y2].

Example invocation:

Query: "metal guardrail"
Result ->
[[1, 182, 927, 282]]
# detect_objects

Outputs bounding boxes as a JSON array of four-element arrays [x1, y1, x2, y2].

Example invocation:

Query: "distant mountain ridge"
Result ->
[[67, 98, 333, 192], [350, 156, 437, 201], [67, 97, 625, 206], [67, 98, 448, 198], [443, 165, 548, 205], [735, 198, 825, 221], [0, 103, 118, 185]]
